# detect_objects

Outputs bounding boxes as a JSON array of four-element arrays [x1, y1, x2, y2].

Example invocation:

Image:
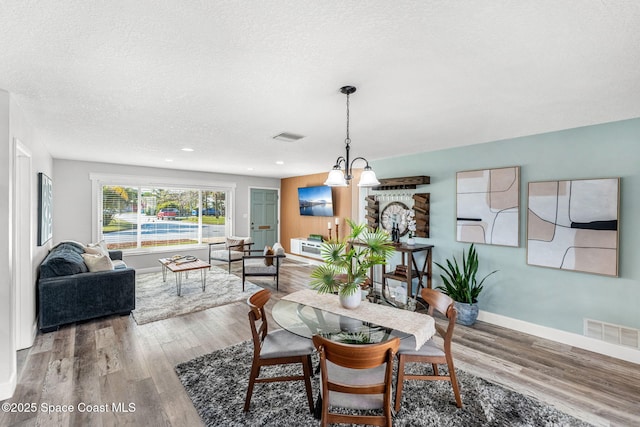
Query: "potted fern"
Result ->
[[434, 244, 497, 325], [310, 219, 395, 309]]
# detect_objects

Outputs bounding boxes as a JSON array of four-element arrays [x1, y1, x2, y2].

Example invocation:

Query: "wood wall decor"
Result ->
[[365, 195, 379, 230], [373, 175, 430, 191], [412, 193, 430, 237]]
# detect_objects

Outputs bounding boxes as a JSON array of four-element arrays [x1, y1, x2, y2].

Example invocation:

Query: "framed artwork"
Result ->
[[38, 172, 53, 245], [527, 177, 619, 276], [456, 166, 520, 247]]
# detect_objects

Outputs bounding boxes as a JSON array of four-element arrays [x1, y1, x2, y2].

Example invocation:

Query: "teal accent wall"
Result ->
[[372, 118, 640, 336]]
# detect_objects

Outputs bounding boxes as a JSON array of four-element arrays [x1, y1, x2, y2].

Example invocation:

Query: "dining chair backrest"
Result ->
[[312, 335, 400, 426], [422, 287, 457, 344], [248, 289, 271, 346], [394, 287, 463, 411]]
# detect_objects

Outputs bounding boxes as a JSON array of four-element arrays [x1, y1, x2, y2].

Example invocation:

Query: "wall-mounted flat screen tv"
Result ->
[[298, 185, 334, 217]]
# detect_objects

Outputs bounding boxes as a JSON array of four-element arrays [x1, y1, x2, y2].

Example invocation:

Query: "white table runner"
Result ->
[[282, 289, 435, 350]]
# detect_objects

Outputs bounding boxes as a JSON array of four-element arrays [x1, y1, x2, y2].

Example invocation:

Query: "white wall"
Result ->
[[0, 90, 14, 400], [0, 91, 52, 400], [52, 159, 280, 269]]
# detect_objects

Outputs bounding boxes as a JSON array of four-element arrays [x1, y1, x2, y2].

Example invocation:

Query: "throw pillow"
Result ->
[[273, 242, 285, 256], [87, 240, 109, 256], [263, 246, 274, 266], [226, 238, 244, 250], [83, 246, 103, 255], [81, 253, 114, 272]]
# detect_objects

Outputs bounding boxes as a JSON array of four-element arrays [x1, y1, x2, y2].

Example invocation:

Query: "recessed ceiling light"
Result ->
[[276, 161, 284, 165], [181, 147, 194, 152], [165, 159, 173, 162], [247, 167, 254, 171]]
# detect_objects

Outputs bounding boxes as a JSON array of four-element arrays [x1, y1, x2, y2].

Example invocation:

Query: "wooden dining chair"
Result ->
[[394, 288, 463, 411], [312, 334, 400, 427], [244, 289, 315, 413]]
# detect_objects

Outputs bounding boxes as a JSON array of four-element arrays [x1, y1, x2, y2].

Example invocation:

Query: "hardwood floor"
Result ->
[[2, 261, 639, 426]]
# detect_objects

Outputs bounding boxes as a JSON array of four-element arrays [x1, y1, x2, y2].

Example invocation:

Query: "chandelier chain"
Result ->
[[345, 91, 351, 146]]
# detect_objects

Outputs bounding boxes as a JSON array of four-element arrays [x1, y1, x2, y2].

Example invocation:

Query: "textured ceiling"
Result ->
[[1, 1, 639, 179]]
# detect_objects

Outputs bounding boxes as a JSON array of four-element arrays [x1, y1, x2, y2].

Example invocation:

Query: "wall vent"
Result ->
[[272, 132, 305, 142], [584, 318, 640, 349]]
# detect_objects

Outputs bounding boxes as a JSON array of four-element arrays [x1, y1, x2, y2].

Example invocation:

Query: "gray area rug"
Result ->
[[175, 340, 592, 427], [131, 266, 262, 325]]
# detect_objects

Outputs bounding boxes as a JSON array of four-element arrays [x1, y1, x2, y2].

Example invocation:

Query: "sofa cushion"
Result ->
[[211, 249, 244, 261], [244, 261, 277, 274], [40, 244, 89, 278], [82, 253, 114, 272]]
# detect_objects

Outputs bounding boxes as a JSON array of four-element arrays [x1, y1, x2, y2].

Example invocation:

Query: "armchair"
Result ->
[[242, 242, 286, 291], [208, 236, 254, 272]]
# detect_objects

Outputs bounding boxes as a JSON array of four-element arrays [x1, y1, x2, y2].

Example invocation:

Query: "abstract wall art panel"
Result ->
[[38, 172, 53, 246], [457, 166, 520, 247], [527, 178, 619, 276]]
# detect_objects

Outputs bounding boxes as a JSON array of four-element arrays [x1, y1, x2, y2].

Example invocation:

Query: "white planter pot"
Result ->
[[339, 288, 362, 309]]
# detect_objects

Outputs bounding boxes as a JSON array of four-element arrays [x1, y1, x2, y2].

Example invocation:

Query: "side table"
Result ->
[[381, 243, 434, 299]]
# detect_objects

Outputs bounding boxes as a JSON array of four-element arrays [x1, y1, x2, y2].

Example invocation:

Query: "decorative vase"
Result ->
[[454, 301, 479, 326], [406, 237, 415, 245], [339, 287, 362, 309]]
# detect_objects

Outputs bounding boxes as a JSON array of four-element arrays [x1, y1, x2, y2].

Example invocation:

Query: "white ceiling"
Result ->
[[1, 1, 639, 179]]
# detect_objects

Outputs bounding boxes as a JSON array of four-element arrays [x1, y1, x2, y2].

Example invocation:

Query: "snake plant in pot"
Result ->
[[310, 219, 395, 309], [435, 244, 497, 325]]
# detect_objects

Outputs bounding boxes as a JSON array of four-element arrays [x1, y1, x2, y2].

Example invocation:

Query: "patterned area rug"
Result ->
[[131, 266, 262, 325], [175, 340, 592, 427]]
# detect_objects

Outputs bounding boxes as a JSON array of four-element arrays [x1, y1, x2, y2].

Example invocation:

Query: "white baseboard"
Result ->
[[285, 253, 324, 266], [0, 370, 16, 401], [478, 310, 640, 364]]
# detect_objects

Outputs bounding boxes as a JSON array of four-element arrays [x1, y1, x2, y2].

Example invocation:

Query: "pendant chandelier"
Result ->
[[324, 86, 380, 187]]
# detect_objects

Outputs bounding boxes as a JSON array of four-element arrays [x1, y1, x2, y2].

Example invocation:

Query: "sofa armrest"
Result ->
[[109, 250, 123, 261]]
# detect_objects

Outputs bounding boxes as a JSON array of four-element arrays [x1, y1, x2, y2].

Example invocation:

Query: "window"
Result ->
[[93, 175, 234, 252]]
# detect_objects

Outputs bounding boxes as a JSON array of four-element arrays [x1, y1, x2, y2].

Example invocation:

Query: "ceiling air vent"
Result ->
[[272, 132, 305, 142]]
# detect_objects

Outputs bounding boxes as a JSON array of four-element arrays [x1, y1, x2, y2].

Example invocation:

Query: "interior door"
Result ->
[[14, 140, 34, 350], [250, 188, 278, 250]]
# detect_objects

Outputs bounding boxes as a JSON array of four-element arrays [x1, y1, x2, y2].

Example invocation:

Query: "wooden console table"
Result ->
[[381, 243, 434, 299]]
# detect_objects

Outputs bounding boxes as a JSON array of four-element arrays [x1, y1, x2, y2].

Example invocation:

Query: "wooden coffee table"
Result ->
[[159, 257, 211, 296]]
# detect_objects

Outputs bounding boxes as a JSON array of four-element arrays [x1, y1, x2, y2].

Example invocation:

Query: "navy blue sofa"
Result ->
[[38, 242, 136, 332]]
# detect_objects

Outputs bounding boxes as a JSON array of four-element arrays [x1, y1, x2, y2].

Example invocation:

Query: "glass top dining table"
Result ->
[[271, 291, 427, 345]]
